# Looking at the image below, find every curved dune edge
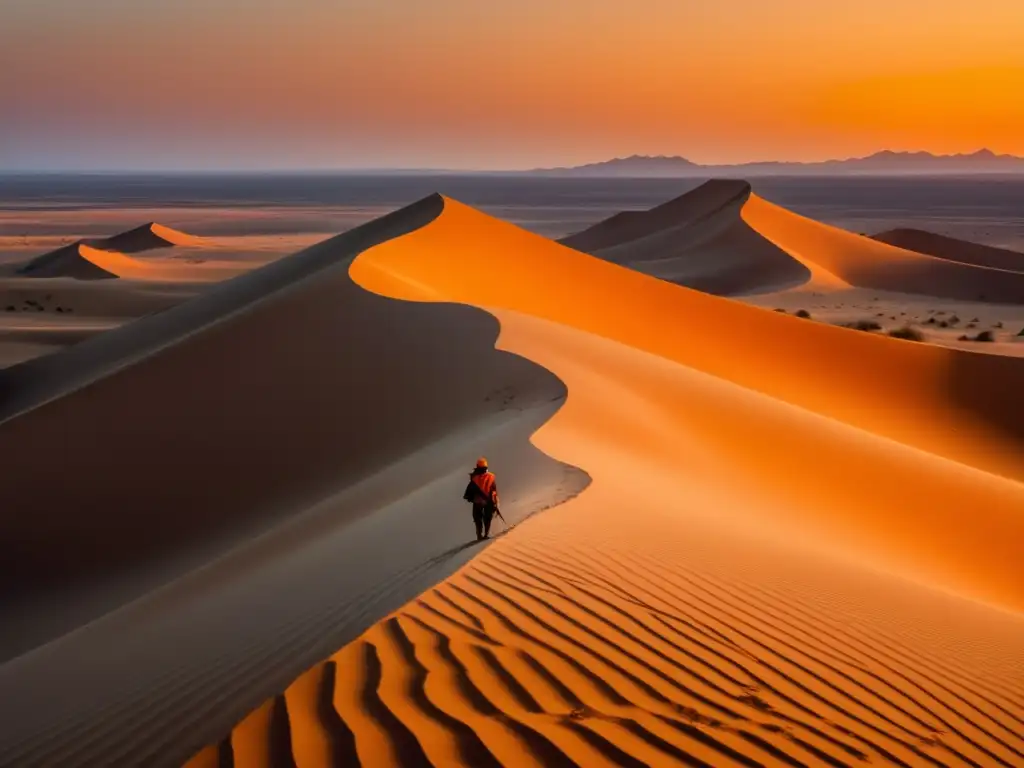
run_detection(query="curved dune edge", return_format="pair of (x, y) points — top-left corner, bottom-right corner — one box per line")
(562, 180), (1024, 302)
(742, 194), (1024, 302)
(0, 196), (592, 768)
(17, 222), (209, 280)
(190, 196), (1024, 767)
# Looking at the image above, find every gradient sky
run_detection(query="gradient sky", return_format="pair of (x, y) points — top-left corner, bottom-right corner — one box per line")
(2, 0), (1023, 170)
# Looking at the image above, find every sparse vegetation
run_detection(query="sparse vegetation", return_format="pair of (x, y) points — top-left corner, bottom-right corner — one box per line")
(773, 308), (787, 313)
(966, 323), (976, 329)
(794, 309), (811, 319)
(938, 320), (949, 328)
(993, 321), (1004, 329)
(960, 330), (996, 343)
(889, 326), (925, 342)
(925, 317), (937, 325)
(949, 315), (961, 325)
(842, 319), (883, 332)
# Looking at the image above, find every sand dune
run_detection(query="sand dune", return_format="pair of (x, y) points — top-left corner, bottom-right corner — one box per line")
(17, 242), (129, 279)
(744, 195), (1024, 303)
(564, 180), (1024, 302)
(560, 181), (828, 295)
(195, 195), (1024, 766)
(0, 196), (587, 766)
(101, 222), (203, 253)
(17, 223), (208, 280)
(873, 228), (1024, 273)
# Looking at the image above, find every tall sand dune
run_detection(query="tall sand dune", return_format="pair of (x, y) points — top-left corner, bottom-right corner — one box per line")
(0, 196), (586, 765)
(196, 194), (1024, 767)
(873, 228), (1024, 273)
(564, 180), (1024, 302)
(560, 180), (829, 295)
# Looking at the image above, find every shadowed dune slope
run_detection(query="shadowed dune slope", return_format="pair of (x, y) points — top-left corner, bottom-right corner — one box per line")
(872, 228), (1024, 273)
(563, 180), (1024, 301)
(101, 222), (203, 252)
(0, 193), (579, 633)
(0, 195), (587, 768)
(198, 194), (1024, 767)
(560, 179), (749, 252)
(560, 180), (823, 296)
(17, 243), (125, 279)
(17, 223), (205, 279)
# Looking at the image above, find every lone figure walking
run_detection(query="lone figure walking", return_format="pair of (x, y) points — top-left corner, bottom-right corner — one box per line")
(463, 457), (499, 541)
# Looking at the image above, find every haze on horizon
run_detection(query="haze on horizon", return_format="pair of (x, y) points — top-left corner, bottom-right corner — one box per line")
(2, 0), (1022, 171)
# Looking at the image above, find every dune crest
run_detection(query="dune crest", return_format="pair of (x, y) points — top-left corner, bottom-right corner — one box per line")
(17, 222), (206, 280)
(197, 194), (1024, 767)
(564, 180), (1024, 302)
(561, 180), (841, 295)
(0, 196), (588, 766)
(743, 194), (1024, 303)
(101, 222), (204, 253)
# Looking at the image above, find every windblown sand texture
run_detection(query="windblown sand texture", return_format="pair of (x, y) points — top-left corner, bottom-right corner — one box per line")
(189, 194), (1024, 767)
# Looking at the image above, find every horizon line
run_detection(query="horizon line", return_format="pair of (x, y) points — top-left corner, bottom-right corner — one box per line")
(2, 147), (1022, 176)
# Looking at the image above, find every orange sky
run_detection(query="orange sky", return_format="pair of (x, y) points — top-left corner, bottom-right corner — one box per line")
(1, 0), (1022, 169)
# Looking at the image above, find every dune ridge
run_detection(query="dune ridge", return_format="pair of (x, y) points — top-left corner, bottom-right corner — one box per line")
(560, 181), (831, 295)
(563, 180), (1024, 302)
(102, 222), (203, 253)
(17, 222), (205, 279)
(0, 195), (587, 767)
(196, 194), (1024, 767)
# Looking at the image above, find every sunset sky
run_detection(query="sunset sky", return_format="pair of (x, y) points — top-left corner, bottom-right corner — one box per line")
(2, 0), (1022, 170)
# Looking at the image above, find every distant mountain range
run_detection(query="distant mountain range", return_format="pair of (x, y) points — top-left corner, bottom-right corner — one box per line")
(528, 149), (1024, 176)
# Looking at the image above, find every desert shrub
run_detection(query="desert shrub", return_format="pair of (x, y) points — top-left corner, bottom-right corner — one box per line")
(843, 319), (882, 332)
(949, 315), (961, 325)
(966, 323), (976, 329)
(773, 308), (786, 313)
(958, 335), (970, 341)
(938, 321), (949, 328)
(925, 317), (937, 325)
(993, 321), (1004, 329)
(889, 326), (924, 342)
(960, 331), (995, 342)
(794, 309), (811, 319)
